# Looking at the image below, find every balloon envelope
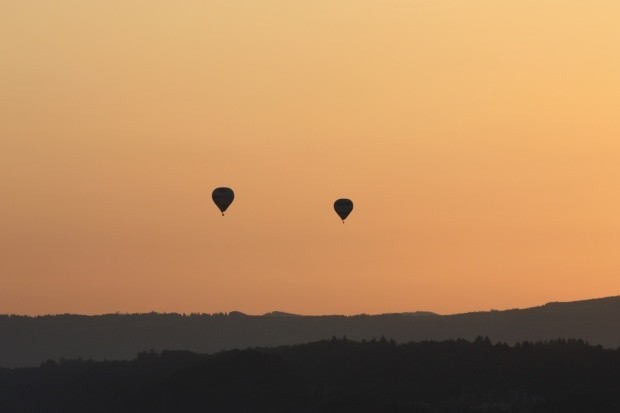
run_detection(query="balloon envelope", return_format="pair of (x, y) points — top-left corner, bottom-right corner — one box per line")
(334, 198), (354, 222)
(212, 187), (234, 215)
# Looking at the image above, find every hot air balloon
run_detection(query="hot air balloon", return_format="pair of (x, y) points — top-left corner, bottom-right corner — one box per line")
(334, 198), (353, 223)
(212, 187), (234, 215)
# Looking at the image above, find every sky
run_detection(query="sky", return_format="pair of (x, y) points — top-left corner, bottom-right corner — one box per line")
(1, 1), (619, 315)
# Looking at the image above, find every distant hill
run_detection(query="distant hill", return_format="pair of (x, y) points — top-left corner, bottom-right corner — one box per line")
(1, 296), (620, 367)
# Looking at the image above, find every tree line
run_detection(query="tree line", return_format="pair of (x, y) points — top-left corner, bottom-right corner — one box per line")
(1, 337), (619, 412)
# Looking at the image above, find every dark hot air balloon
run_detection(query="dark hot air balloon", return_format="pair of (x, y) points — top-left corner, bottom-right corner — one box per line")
(334, 198), (353, 222)
(212, 187), (234, 215)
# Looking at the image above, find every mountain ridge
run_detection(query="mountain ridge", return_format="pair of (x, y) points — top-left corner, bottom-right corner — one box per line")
(1, 295), (619, 368)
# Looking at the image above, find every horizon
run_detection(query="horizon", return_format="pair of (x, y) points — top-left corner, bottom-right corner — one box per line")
(3, 294), (619, 318)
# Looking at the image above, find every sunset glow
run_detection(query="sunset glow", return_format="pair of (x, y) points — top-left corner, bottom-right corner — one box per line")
(1, 1), (619, 315)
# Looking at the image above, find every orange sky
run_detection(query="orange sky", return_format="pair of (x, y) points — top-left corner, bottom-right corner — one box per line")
(1, 1), (619, 315)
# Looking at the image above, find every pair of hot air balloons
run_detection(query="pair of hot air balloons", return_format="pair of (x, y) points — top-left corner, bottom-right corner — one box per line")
(211, 187), (354, 222)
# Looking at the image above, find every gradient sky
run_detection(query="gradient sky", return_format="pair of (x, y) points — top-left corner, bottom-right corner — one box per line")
(1, 1), (619, 315)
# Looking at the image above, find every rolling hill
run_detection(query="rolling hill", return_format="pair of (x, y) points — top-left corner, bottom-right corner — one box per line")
(1, 296), (619, 367)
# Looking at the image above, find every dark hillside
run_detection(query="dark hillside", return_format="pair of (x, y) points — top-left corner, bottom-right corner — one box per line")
(1, 338), (619, 412)
(2, 296), (620, 367)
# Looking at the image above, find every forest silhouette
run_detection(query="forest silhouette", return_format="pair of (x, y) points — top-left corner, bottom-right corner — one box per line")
(1, 337), (619, 412)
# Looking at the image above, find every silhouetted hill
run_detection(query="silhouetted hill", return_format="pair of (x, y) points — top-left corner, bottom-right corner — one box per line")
(1, 296), (620, 367)
(1, 338), (620, 412)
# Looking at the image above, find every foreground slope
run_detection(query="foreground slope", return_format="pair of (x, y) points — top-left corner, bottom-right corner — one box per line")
(1, 296), (619, 367)
(1, 338), (620, 412)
